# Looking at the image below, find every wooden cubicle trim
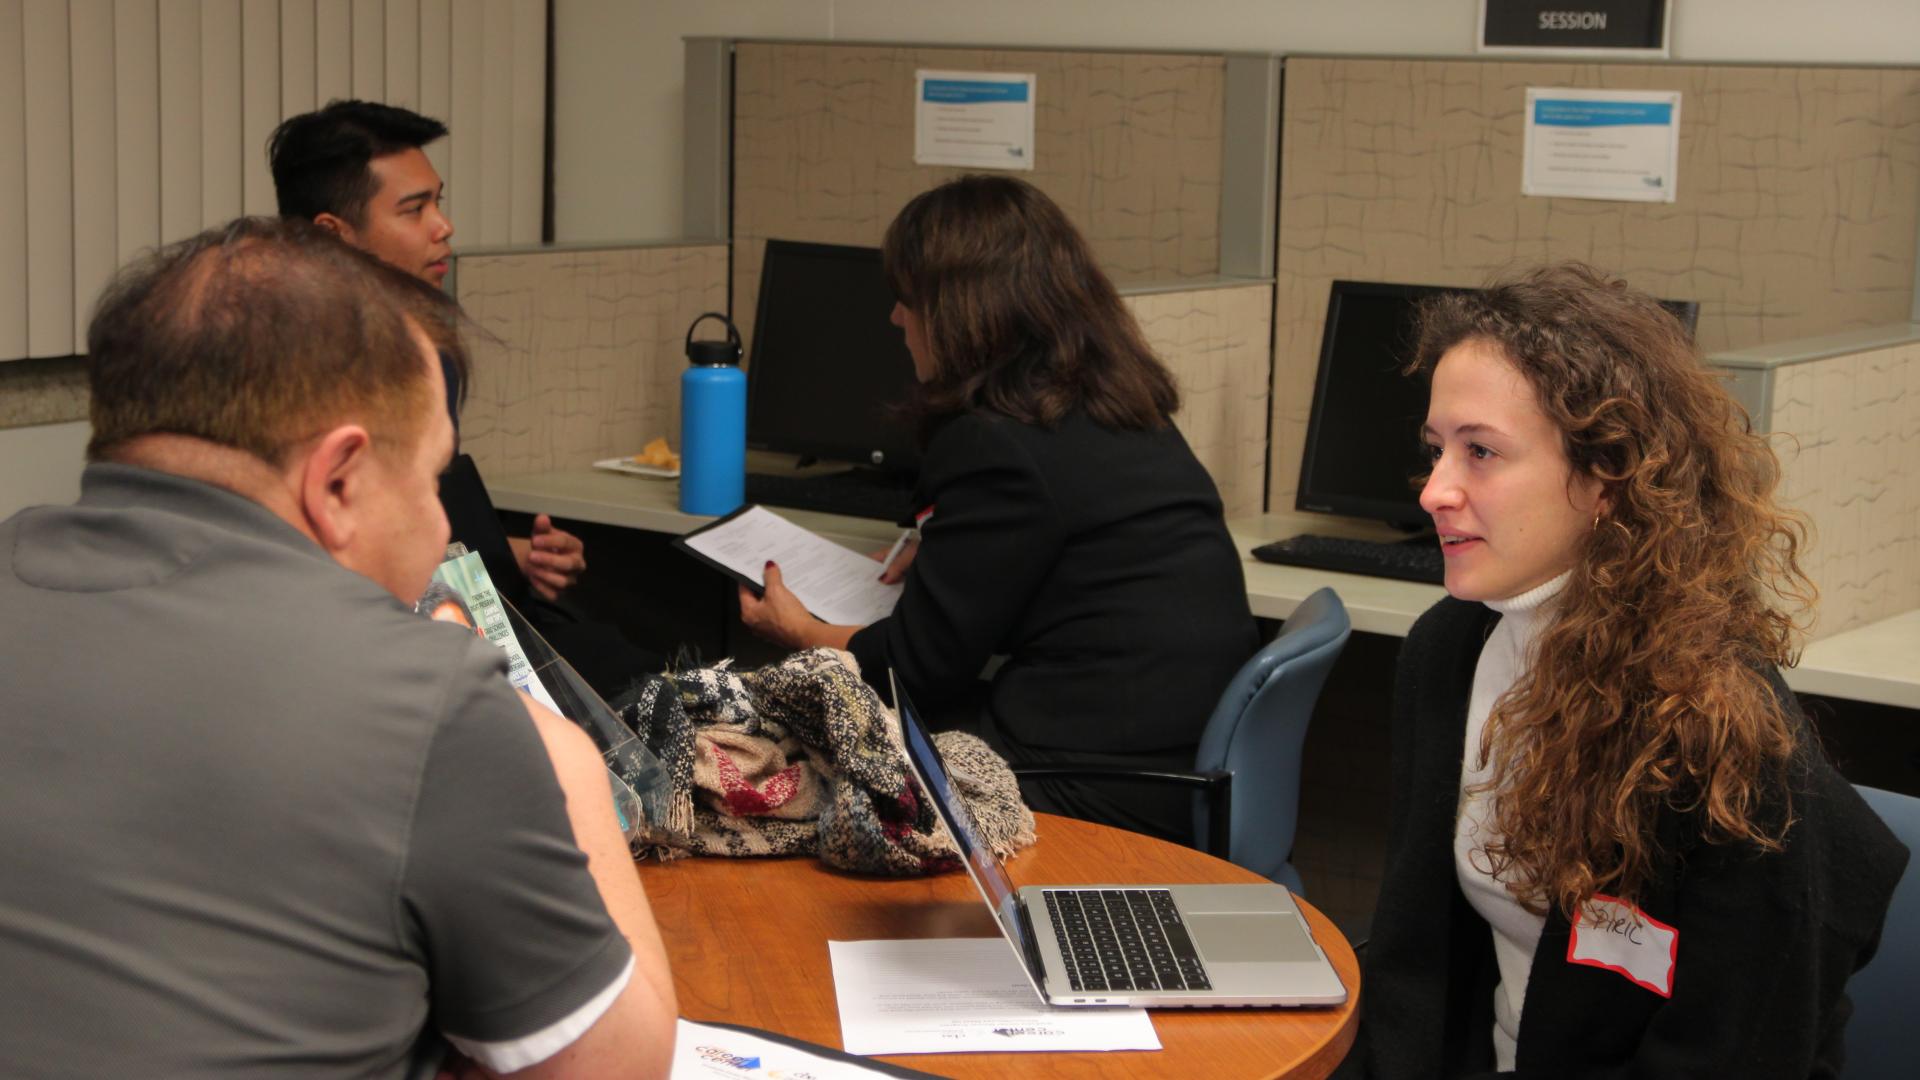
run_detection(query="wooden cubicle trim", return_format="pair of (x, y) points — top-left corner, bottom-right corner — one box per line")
(452, 242), (729, 476)
(1270, 56), (1920, 510)
(0, 356), (87, 429)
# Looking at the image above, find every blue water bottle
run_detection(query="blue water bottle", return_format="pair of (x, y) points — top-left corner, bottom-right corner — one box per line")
(679, 312), (747, 515)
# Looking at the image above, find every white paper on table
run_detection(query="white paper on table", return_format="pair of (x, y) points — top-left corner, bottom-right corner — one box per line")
(682, 506), (903, 626)
(827, 938), (1161, 1056)
(669, 1018), (918, 1078)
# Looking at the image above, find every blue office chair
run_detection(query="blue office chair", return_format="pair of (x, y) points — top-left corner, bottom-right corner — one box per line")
(1846, 785), (1920, 1080)
(1013, 588), (1351, 893)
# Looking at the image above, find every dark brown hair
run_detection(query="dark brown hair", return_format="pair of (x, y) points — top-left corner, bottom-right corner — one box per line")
(881, 175), (1178, 433)
(87, 217), (467, 464)
(269, 99), (448, 226)
(1412, 263), (1812, 919)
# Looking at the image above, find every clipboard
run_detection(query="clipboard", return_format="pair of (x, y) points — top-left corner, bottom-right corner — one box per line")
(672, 505), (904, 627)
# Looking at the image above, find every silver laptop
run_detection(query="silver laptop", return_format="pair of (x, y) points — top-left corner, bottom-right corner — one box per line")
(891, 678), (1348, 1009)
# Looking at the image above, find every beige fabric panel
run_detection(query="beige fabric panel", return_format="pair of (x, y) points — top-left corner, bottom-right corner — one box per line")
(1269, 57), (1920, 510)
(454, 244), (731, 476)
(1770, 341), (1920, 638)
(1125, 285), (1274, 519)
(731, 41), (1227, 349)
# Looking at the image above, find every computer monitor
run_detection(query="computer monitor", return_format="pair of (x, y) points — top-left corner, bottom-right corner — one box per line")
(1294, 281), (1701, 530)
(745, 240), (920, 474)
(1294, 281), (1462, 530)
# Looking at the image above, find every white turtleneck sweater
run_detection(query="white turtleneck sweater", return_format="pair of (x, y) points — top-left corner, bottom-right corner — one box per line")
(1453, 570), (1569, 1072)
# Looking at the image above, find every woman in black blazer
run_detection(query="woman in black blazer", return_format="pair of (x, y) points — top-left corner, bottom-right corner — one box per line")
(739, 175), (1257, 844)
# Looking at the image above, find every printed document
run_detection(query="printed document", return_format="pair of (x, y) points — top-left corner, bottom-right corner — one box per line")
(681, 506), (903, 626)
(828, 938), (1160, 1056)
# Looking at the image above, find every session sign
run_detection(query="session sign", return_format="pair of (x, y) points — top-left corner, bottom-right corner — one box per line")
(1478, 1), (1671, 57)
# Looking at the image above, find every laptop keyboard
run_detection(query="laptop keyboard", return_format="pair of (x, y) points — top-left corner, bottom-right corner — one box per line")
(1043, 888), (1212, 993)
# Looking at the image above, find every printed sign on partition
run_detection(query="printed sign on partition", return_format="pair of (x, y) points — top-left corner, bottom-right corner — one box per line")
(1522, 87), (1680, 203)
(914, 70), (1037, 171)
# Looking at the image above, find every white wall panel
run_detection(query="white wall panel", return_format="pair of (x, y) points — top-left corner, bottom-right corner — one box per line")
(350, 0), (379, 99)
(23, 0), (74, 356)
(314, 0), (347, 103)
(382, 0), (414, 107)
(0, 1), (27, 360)
(507, 0), (540, 242)
(477, 0), (511, 244)
(241, 0), (279, 214)
(417, 0), (448, 185)
(279, 0), (314, 116)
(69, 0), (115, 343)
(1, 0), (543, 361)
(113, 0), (158, 264)
(446, 0), (481, 241)
(200, 0), (243, 227)
(156, 0), (201, 243)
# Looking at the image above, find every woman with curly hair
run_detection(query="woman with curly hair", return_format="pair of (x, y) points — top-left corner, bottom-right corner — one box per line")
(1349, 264), (1907, 1078)
(738, 175), (1257, 844)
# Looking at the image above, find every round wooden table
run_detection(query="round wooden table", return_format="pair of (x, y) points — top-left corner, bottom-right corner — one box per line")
(637, 813), (1360, 1079)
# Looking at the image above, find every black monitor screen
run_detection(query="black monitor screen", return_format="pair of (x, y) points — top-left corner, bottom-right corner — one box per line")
(1295, 282), (1700, 528)
(1296, 281), (1463, 528)
(746, 240), (920, 473)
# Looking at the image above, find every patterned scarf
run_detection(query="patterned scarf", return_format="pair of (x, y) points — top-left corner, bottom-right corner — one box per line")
(618, 648), (1035, 876)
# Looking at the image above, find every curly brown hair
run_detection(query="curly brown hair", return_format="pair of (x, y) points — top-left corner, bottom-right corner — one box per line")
(1412, 263), (1815, 919)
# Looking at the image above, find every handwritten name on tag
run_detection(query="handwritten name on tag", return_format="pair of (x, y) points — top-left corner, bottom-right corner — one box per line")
(1566, 894), (1677, 997)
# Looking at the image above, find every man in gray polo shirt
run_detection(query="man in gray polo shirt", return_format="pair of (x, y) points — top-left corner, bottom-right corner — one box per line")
(0, 219), (674, 1077)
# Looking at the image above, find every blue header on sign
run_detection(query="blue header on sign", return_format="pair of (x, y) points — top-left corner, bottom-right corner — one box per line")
(922, 79), (1029, 104)
(1533, 99), (1673, 127)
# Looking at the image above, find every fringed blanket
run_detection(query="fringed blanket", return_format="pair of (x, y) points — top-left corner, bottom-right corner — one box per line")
(616, 648), (1035, 876)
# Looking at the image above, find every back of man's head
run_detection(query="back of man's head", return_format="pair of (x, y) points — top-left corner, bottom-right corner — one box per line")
(268, 99), (448, 225)
(86, 216), (461, 465)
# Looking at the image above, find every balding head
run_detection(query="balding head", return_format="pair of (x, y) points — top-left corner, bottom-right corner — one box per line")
(86, 217), (464, 601)
(86, 216), (464, 466)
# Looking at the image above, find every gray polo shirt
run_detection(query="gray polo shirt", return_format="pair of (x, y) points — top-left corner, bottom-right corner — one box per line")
(0, 464), (631, 1078)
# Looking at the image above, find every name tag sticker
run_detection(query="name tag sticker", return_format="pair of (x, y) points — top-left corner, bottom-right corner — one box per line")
(1566, 894), (1677, 997)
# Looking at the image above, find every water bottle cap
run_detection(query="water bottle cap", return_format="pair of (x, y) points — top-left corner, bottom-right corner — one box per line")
(685, 312), (743, 366)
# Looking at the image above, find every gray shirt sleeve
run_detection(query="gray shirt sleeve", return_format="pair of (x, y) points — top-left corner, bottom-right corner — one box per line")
(398, 641), (632, 1044)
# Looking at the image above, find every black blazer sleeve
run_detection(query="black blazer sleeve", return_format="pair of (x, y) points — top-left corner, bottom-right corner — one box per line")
(847, 414), (1065, 697)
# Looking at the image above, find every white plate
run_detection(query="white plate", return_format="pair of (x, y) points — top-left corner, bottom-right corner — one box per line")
(593, 456), (680, 479)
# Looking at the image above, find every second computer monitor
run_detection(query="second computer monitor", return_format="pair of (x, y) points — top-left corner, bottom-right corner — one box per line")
(746, 240), (920, 474)
(1296, 280), (1701, 531)
(1295, 281), (1460, 530)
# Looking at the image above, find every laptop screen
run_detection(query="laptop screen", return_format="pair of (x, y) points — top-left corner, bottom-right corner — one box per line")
(892, 679), (1046, 978)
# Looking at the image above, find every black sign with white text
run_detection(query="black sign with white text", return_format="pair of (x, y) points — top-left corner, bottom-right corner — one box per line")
(1480, 1), (1668, 53)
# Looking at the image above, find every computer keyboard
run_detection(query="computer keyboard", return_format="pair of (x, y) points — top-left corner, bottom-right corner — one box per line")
(743, 468), (916, 522)
(1043, 888), (1212, 993)
(1251, 532), (1445, 585)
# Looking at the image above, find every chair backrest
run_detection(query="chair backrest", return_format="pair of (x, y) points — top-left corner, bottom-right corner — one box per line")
(1846, 784), (1920, 1080)
(1193, 587), (1351, 892)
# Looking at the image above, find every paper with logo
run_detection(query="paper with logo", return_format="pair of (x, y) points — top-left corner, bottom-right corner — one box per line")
(827, 938), (1160, 1055)
(1566, 893), (1678, 996)
(1522, 87), (1680, 203)
(670, 1018), (942, 1078)
(421, 550), (559, 711)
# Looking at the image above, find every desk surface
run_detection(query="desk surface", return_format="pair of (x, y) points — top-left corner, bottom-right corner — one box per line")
(487, 468), (1918, 709)
(638, 812), (1360, 1080)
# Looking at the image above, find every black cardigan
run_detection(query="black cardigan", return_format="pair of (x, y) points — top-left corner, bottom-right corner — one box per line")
(1349, 598), (1908, 1079)
(846, 409), (1256, 758)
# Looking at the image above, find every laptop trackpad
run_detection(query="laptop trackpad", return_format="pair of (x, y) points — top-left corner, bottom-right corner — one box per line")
(1189, 912), (1322, 964)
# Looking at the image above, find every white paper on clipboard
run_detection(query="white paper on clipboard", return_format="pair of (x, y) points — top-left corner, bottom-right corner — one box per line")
(679, 506), (902, 627)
